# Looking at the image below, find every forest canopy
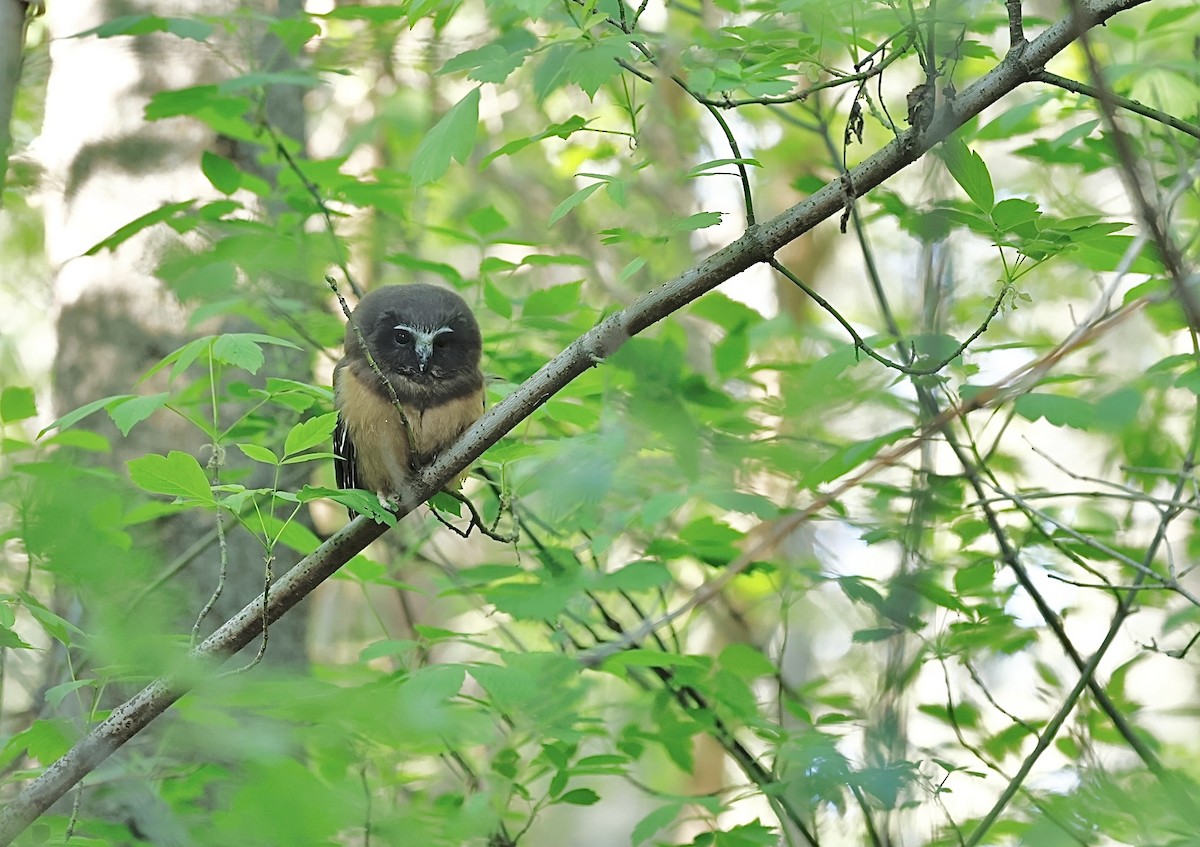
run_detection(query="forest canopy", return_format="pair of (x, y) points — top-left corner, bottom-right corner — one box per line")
(1, 0), (1199, 845)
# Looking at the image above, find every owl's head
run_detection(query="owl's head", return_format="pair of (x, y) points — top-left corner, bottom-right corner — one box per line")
(346, 284), (482, 384)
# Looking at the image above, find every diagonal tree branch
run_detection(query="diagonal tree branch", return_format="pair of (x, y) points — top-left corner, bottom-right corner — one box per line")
(0, 0), (1153, 841)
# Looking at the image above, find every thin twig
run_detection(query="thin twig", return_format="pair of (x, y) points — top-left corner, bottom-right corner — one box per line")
(221, 553), (274, 675)
(428, 488), (518, 543)
(1006, 0), (1026, 48)
(986, 481), (1200, 607)
(327, 276), (418, 463)
(263, 121), (363, 299)
(933, 654), (1090, 847)
(769, 257), (1008, 376)
(696, 31), (914, 109)
(192, 445), (230, 647)
(1034, 70), (1200, 142)
(1070, 3), (1200, 330)
(956, 326), (1200, 844)
(701, 102), (756, 225)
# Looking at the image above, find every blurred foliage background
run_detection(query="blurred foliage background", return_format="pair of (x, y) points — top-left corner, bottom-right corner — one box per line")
(1, 0), (1200, 844)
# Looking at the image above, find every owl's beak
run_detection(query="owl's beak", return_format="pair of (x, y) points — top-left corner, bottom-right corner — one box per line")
(415, 338), (433, 372)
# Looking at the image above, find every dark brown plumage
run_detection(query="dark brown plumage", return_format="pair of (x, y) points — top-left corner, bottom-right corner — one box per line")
(333, 284), (484, 501)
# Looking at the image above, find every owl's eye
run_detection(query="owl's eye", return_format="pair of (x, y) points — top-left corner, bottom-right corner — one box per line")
(393, 328), (413, 346)
(433, 331), (452, 347)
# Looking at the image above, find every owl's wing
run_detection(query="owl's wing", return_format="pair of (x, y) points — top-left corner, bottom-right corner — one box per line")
(332, 361), (359, 494)
(333, 414), (358, 492)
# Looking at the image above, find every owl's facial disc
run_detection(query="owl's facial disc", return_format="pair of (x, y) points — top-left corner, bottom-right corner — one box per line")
(394, 324), (454, 373)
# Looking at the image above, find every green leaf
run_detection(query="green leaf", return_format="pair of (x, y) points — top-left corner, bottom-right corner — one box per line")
(977, 93), (1052, 140)
(167, 17), (215, 40)
(0, 624), (32, 649)
(556, 788), (600, 806)
(144, 85), (254, 125)
(954, 560), (994, 594)
(523, 281), (582, 317)
(201, 151), (241, 195)
(504, 0), (555, 18)
(669, 211), (723, 232)
(385, 253), (463, 285)
(237, 443), (280, 465)
(359, 639), (418, 661)
(254, 512), (324, 555)
(411, 88), (481, 186)
(596, 560), (671, 592)
(718, 643), (776, 679)
(990, 198), (1040, 232)
(484, 577), (579, 619)
(75, 14), (158, 37)
(44, 679), (96, 709)
(618, 257), (646, 282)
(532, 44), (572, 101)
(297, 486), (397, 526)
(466, 205), (508, 236)
(677, 516), (741, 566)
(84, 200), (195, 255)
(1014, 393), (1094, 430)
(22, 594), (81, 645)
(517, 253), (589, 268)
(1047, 119), (1100, 151)
(483, 280), (512, 319)
(1074, 234), (1163, 274)
(163, 258), (239, 301)
(480, 256), (516, 274)
(570, 38), (628, 98)
(75, 14), (215, 41)
(1093, 387), (1141, 431)
(837, 576), (886, 610)
(440, 30), (537, 83)
(270, 17), (322, 52)
(804, 427), (913, 488)
(548, 180), (604, 225)
(107, 393), (170, 436)
(213, 335), (265, 374)
(281, 452), (337, 466)
(709, 821), (778, 845)
(440, 44), (515, 81)
(632, 805), (682, 847)
(322, 5), (408, 21)
(482, 115), (589, 166)
(686, 157), (762, 178)
(1, 720), (73, 766)
(38, 394), (135, 438)
(128, 451), (214, 503)
(1147, 4), (1200, 29)
(1172, 366), (1200, 394)
(211, 333), (300, 374)
(941, 136), (994, 212)
(690, 292), (762, 331)
(139, 336), (211, 383)
(601, 650), (708, 670)
(284, 412), (339, 458)
(0, 386), (36, 422)
(912, 576), (967, 613)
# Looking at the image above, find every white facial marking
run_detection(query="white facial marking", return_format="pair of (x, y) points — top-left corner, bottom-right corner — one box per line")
(393, 324), (453, 369)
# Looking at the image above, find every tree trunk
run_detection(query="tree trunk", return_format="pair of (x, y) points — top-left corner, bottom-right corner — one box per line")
(37, 0), (309, 834)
